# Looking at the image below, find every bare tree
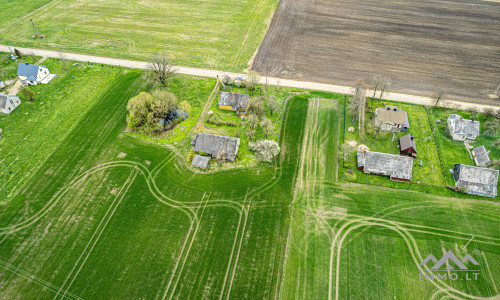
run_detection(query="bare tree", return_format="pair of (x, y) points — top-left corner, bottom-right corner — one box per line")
(378, 78), (391, 100)
(268, 96), (279, 116)
(246, 71), (260, 95)
(371, 75), (382, 99)
(260, 118), (274, 138)
(433, 90), (444, 108)
(147, 54), (177, 87)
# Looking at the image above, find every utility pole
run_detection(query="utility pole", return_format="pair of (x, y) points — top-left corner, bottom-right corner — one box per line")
(110, 34), (116, 48)
(30, 19), (38, 38)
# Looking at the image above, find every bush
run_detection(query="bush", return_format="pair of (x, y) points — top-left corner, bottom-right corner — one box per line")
(20, 86), (36, 101)
(186, 148), (195, 164)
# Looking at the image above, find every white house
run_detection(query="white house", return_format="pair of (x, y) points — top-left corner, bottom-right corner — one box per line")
(0, 94), (21, 114)
(17, 63), (55, 85)
(447, 114), (480, 141)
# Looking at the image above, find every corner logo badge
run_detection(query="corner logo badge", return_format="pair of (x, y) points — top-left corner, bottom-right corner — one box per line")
(420, 251), (479, 270)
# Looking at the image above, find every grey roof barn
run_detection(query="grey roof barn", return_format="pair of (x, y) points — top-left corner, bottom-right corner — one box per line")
(453, 164), (498, 197)
(447, 114), (480, 141)
(191, 155), (211, 169)
(472, 146), (491, 168)
(357, 151), (413, 182)
(218, 92), (250, 113)
(191, 133), (240, 162)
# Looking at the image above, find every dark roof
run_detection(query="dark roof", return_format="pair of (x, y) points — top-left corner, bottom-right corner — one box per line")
(191, 133), (240, 162)
(357, 151), (413, 180)
(191, 155), (211, 169)
(472, 146), (491, 166)
(375, 105), (409, 128)
(399, 134), (417, 152)
(447, 114), (480, 138)
(218, 92), (250, 108)
(17, 63), (40, 77)
(453, 164), (498, 197)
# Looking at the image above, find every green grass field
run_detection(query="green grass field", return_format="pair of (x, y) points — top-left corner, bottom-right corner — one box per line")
(0, 0), (278, 71)
(0, 70), (498, 299)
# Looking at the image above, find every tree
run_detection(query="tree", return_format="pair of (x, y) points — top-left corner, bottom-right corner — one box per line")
(152, 90), (178, 130)
(147, 54), (176, 87)
(378, 78), (391, 100)
(268, 96), (279, 116)
(14, 48), (22, 59)
(468, 108), (478, 120)
(260, 118), (274, 138)
(248, 140), (280, 163)
(483, 108), (495, 120)
(126, 92), (155, 129)
(178, 100), (192, 113)
(433, 90), (444, 108)
(371, 75), (382, 99)
(20, 86), (35, 101)
(246, 97), (265, 118)
(245, 113), (259, 129)
(246, 129), (256, 140)
(484, 119), (499, 137)
(222, 75), (232, 86)
(372, 120), (383, 139)
(246, 71), (260, 95)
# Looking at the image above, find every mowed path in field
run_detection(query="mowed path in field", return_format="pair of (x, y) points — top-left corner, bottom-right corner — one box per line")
(252, 0), (500, 104)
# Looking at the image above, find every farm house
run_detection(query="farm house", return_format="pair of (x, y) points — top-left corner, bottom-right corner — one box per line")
(0, 94), (21, 114)
(218, 92), (250, 115)
(17, 62), (56, 85)
(375, 105), (410, 132)
(191, 133), (240, 162)
(447, 114), (480, 141)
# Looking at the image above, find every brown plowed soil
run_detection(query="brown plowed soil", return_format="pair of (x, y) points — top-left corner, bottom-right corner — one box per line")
(252, 0), (500, 104)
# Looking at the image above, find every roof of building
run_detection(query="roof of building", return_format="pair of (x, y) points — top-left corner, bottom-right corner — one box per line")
(191, 155), (211, 169)
(447, 114), (480, 137)
(454, 164), (498, 197)
(191, 133), (240, 162)
(0, 94), (19, 109)
(17, 63), (42, 78)
(375, 105), (409, 127)
(472, 146), (491, 165)
(399, 134), (417, 152)
(218, 92), (250, 108)
(357, 151), (413, 180)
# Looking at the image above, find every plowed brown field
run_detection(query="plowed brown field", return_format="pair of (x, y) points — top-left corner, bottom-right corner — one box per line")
(252, 0), (500, 104)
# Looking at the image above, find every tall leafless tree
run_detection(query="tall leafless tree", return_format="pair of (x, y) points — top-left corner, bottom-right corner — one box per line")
(433, 90), (444, 108)
(147, 54), (177, 87)
(371, 75), (382, 99)
(378, 78), (391, 100)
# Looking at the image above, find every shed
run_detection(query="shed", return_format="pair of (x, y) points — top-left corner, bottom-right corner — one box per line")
(191, 155), (211, 169)
(191, 133), (240, 162)
(398, 134), (417, 158)
(453, 164), (498, 197)
(472, 146), (491, 168)
(357, 151), (413, 182)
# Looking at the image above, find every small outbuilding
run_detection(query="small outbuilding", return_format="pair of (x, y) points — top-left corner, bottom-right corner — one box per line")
(375, 105), (410, 132)
(452, 164), (498, 197)
(447, 114), (480, 141)
(191, 133), (240, 162)
(191, 155), (211, 169)
(0, 94), (21, 114)
(398, 134), (417, 158)
(472, 146), (491, 168)
(218, 92), (250, 115)
(357, 151), (414, 182)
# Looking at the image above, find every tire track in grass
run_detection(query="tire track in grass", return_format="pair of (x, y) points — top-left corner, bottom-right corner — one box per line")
(162, 192), (210, 300)
(54, 168), (139, 300)
(0, 259), (83, 300)
(219, 189), (250, 300)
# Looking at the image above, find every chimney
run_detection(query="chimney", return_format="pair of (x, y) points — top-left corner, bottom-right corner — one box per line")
(25, 62), (29, 65)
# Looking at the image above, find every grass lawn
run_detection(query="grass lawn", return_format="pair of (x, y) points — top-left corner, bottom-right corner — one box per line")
(0, 57), (128, 202)
(0, 75), (498, 299)
(0, 0), (278, 71)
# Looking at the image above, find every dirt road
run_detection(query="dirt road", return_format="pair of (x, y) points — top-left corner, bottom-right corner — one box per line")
(1, 45), (499, 112)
